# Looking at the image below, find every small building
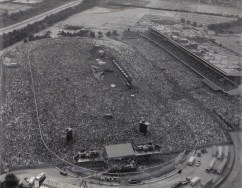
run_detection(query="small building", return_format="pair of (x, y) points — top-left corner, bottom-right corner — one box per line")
(139, 120), (150, 135)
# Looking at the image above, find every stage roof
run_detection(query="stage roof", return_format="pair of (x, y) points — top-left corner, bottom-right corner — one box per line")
(105, 143), (135, 159)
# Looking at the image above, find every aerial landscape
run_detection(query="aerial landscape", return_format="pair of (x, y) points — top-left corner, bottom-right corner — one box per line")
(0, 0), (241, 188)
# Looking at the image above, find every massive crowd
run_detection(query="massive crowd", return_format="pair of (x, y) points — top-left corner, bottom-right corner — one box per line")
(2, 36), (235, 168)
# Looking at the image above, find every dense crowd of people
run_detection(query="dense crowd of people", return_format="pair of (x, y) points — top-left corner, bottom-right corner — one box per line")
(2, 36), (236, 168)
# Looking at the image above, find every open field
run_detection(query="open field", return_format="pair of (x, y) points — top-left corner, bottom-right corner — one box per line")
(108, 0), (241, 16)
(12, 0), (44, 4)
(1, 37), (238, 167)
(38, 6), (237, 38)
(211, 35), (242, 56)
(0, 3), (30, 14)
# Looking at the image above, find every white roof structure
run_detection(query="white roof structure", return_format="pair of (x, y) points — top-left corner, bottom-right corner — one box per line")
(105, 143), (135, 159)
(153, 25), (242, 77)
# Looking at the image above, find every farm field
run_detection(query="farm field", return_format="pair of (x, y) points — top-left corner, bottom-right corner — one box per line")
(2, 37), (238, 167)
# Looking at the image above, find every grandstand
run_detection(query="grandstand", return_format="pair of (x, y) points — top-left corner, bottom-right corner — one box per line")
(144, 27), (240, 93)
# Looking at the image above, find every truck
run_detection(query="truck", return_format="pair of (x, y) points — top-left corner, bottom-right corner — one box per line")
(190, 176), (201, 186)
(35, 172), (46, 183)
(187, 156), (196, 166)
(217, 159), (228, 174)
(197, 150), (201, 157)
(211, 160), (221, 173)
(200, 177), (213, 188)
(206, 158), (216, 172)
(217, 146), (223, 159)
(212, 145), (217, 158)
(224, 146), (229, 159)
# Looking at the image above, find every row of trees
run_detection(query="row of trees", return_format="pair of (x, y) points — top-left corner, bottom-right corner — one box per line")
(59, 29), (119, 39)
(59, 30), (95, 38)
(0, 0), (99, 49)
(180, 18), (203, 27)
(24, 32), (51, 43)
(108, 2), (239, 18)
(1, 0), (79, 27)
(208, 17), (242, 30)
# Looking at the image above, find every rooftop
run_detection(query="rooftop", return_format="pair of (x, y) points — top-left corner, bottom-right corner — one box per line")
(153, 24), (242, 77)
(105, 143), (135, 159)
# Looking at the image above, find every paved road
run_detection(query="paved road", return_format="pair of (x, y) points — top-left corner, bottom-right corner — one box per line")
(0, 147), (221, 188)
(0, 0), (83, 36)
(220, 131), (242, 188)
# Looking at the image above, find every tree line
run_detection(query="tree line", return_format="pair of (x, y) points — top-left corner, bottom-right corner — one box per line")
(208, 17), (242, 30)
(1, 0), (79, 27)
(0, 0), (99, 49)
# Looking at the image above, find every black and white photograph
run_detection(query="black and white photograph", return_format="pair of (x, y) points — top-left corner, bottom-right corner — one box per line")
(0, 0), (241, 188)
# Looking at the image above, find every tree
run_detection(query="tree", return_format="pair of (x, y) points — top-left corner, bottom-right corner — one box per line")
(4, 174), (19, 188)
(112, 30), (118, 36)
(186, 20), (191, 25)
(98, 31), (103, 38)
(28, 34), (35, 41)
(106, 31), (111, 36)
(180, 18), (185, 23)
(192, 21), (197, 27)
(89, 31), (95, 38)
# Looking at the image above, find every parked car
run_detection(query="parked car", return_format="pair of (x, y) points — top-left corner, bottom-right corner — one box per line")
(60, 170), (67, 176)
(181, 180), (189, 185)
(186, 176), (193, 182)
(128, 179), (141, 184)
(171, 181), (183, 188)
(196, 160), (201, 167)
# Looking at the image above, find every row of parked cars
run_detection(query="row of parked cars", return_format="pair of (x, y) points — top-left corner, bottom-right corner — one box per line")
(99, 176), (119, 182)
(171, 176), (201, 188)
(109, 163), (137, 173)
(134, 143), (161, 152)
(99, 176), (142, 185)
(73, 149), (100, 162)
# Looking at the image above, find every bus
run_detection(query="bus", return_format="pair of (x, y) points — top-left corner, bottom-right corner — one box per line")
(187, 156), (196, 166)
(35, 172), (46, 182)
